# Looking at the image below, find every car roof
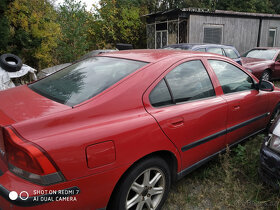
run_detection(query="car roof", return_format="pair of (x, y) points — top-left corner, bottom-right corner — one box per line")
(165, 43), (235, 49)
(99, 49), (226, 63)
(250, 47), (280, 50)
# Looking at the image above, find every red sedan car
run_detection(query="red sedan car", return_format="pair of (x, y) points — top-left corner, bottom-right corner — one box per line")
(242, 47), (280, 81)
(0, 50), (279, 210)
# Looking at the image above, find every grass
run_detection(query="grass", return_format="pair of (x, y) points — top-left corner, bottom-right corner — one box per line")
(162, 81), (280, 210)
(163, 135), (280, 210)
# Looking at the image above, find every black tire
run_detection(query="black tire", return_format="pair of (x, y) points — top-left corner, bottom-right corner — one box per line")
(0, 53), (23, 72)
(261, 70), (271, 81)
(109, 157), (171, 210)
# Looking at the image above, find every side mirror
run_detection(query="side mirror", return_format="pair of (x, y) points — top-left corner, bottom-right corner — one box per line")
(259, 80), (274, 92)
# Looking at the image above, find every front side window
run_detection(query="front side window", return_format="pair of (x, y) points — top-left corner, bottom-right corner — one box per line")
(209, 60), (254, 94)
(224, 48), (239, 59)
(29, 57), (147, 106)
(165, 60), (215, 103)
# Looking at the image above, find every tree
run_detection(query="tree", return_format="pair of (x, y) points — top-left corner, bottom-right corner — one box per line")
(214, 0), (274, 13)
(0, 0), (13, 54)
(56, 0), (91, 63)
(271, 0), (280, 14)
(93, 0), (147, 49)
(7, 0), (60, 69)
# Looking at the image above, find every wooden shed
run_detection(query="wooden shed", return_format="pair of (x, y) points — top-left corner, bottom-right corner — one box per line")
(144, 8), (280, 53)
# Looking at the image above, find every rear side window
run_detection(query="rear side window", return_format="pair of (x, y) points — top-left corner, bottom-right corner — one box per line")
(209, 60), (254, 94)
(149, 80), (172, 107)
(224, 48), (239, 59)
(207, 48), (224, 55)
(165, 60), (215, 103)
(29, 57), (147, 106)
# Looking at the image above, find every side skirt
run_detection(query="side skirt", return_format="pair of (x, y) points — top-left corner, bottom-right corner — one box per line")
(176, 128), (265, 181)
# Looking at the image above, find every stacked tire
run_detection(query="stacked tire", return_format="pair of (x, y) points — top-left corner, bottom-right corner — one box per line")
(0, 54), (22, 72)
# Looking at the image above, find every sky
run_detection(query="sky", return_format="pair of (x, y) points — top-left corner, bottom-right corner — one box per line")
(54, 0), (100, 11)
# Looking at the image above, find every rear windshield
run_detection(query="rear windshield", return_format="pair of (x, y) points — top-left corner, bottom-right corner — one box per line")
(242, 49), (277, 60)
(29, 57), (147, 106)
(163, 46), (190, 50)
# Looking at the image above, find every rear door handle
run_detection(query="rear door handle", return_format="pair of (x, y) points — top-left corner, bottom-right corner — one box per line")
(168, 117), (184, 128)
(233, 105), (240, 111)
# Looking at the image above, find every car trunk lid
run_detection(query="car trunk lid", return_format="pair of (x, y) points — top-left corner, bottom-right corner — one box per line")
(0, 85), (71, 174)
(0, 85), (71, 123)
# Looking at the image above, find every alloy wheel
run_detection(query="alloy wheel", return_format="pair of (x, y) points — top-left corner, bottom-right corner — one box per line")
(125, 168), (166, 210)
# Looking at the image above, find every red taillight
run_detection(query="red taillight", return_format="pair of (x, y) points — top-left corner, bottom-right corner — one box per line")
(3, 127), (64, 185)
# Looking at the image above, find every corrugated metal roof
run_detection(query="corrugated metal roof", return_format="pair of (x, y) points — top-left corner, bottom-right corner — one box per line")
(144, 8), (280, 19)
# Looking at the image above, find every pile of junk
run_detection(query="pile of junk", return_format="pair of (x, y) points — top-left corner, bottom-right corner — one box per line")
(0, 44), (133, 91)
(0, 54), (37, 91)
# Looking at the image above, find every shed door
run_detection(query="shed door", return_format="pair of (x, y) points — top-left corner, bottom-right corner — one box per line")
(156, 31), (167, 48)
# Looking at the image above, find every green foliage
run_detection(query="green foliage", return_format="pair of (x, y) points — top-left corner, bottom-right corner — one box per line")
(0, 16), (10, 54)
(0, 0), (13, 54)
(163, 135), (280, 209)
(271, 0), (280, 14)
(1, 0), (279, 70)
(93, 0), (147, 49)
(136, 0), (277, 13)
(215, 0), (274, 13)
(233, 144), (247, 164)
(7, 0), (60, 69)
(56, 0), (91, 63)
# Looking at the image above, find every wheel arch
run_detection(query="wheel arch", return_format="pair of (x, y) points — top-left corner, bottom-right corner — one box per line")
(264, 68), (272, 75)
(106, 150), (178, 209)
(267, 101), (280, 131)
(265, 68), (272, 73)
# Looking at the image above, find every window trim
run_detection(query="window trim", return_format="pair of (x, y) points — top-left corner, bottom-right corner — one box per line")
(148, 59), (216, 108)
(164, 77), (175, 104)
(207, 59), (257, 95)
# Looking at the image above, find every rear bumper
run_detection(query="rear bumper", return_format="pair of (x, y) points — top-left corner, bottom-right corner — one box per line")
(259, 138), (280, 189)
(0, 164), (130, 209)
(0, 184), (79, 207)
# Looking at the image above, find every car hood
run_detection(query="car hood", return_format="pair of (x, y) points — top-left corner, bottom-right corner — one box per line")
(0, 85), (71, 125)
(242, 57), (273, 68)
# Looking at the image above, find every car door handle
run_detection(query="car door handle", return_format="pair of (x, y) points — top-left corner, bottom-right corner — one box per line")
(233, 105), (240, 111)
(168, 117), (184, 128)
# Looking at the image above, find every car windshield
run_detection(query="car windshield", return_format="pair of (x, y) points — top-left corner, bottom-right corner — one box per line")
(29, 57), (147, 106)
(243, 49), (277, 60)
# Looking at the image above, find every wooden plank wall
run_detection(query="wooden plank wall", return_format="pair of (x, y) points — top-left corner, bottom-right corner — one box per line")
(260, 19), (280, 47)
(189, 14), (260, 54)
